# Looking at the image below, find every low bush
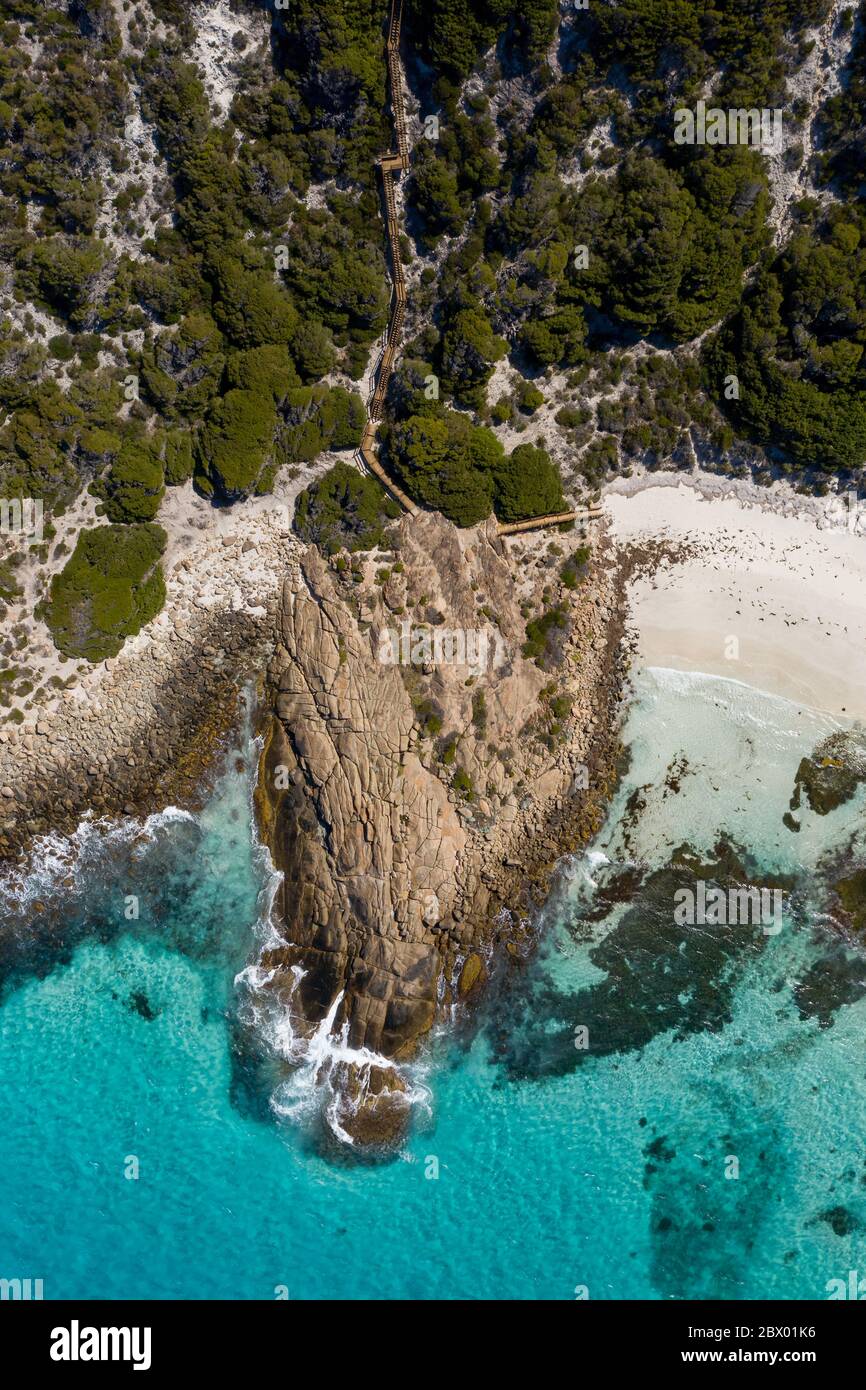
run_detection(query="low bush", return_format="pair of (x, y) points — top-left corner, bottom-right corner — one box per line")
(45, 524), (167, 662)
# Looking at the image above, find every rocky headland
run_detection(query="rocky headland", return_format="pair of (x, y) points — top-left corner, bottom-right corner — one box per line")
(254, 509), (625, 1146)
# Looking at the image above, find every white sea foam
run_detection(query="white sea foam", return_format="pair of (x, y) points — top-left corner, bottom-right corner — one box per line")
(238, 745), (431, 1145)
(645, 666), (846, 733)
(0, 805), (197, 915)
(238, 947), (432, 1143)
(581, 848), (612, 888)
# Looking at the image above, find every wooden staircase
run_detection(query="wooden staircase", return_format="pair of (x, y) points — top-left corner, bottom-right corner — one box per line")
(358, 0), (600, 537)
(357, 0), (415, 510)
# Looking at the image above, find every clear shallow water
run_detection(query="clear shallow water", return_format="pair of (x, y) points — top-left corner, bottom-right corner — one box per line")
(1, 672), (866, 1301)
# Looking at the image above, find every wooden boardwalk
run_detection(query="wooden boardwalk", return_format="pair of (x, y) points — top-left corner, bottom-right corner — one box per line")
(497, 507), (600, 536)
(358, 0), (598, 538)
(356, 0), (416, 513)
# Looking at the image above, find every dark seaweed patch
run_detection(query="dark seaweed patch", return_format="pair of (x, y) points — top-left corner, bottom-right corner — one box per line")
(493, 841), (786, 1081)
(818, 1206), (863, 1238)
(128, 990), (159, 1021)
(793, 947), (866, 1028)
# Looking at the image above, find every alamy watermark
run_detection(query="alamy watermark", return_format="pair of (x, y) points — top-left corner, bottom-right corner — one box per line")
(0, 497), (43, 542)
(674, 881), (784, 936)
(377, 620), (506, 677)
(0, 1276), (43, 1300)
(827, 1270), (866, 1300)
(674, 100), (783, 151)
(50, 1322), (151, 1371)
(826, 490), (866, 534)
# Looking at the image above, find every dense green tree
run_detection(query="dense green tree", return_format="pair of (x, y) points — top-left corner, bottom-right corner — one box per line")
(520, 299), (588, 368)
(0, 384), (86, 510)
(265, 0), (390, 186)
(387, 358), (442, 419)
(411, 147), (467, 239)
(140, 314), (225, 418)
(211, 256), (299, 349)
(389, 409), (503, 525)
(407, 0), (558, 82)
(280, 200), (390, 343)
(492, 443), (565, 522)
(21, 236), (108, 328)
(164, 430), (195, 486)
(281, 386), (366, 463)
(816, 17), (866, 194)
(224, 345), (300, 401)
(439, 305), (507, 408)
(196, 389), (278, 500)
(292, 320), (338, 382)
(94, 437), (165, 522)
(704, 205), (866, 470)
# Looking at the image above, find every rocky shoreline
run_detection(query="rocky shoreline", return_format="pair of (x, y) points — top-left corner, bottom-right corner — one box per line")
(0, 505), (301, 863)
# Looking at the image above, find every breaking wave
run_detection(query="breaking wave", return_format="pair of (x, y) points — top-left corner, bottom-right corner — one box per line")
(235, 779), (431, 1147)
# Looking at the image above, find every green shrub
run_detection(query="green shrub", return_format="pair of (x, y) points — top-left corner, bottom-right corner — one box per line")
(294, 462), (400, 554)
(94, 437), (165, 522)
(555, 405), (588, 429)
(561, 547), (590, 589)
(46, 524), (167, 662)
(164, 430), (195, 486)
(0, 385), (86, 510)
(211, 258), (299, 349)
(439, 305), (507, 408)
(704, 207), (866, 471)
(22, 237), (108, 328)
(139, 314), (225, 418)
(516, 381), (545, 415)
(471, 689), (487, 733)
(0, 560), (22, 605)
(452, 765), (474, 798)
(389, 408), (503, 526)
(493, 443), (565, 522)
(522, 603), (569, 666)
(196, 390), (278, 500)
(292, 320), (338, 382)
(48, 334), (76, 362)
(414, 696), (444, 738)
(282, 386), (365, 463)
(225, 345), (300, 401)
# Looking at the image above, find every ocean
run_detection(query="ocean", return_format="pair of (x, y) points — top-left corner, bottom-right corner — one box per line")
(1, 671), (865, 1301)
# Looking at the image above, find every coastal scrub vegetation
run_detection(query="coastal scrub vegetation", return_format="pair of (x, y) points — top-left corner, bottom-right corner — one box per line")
(705, 204), (866, 471)
(0, 0), (390, 660)
(43, 523), (167, 663)
(396, 0), (863, 493)
(295, 463), (401, 554)
(3, 0), (866, 673)
(385, 397), (565, 526)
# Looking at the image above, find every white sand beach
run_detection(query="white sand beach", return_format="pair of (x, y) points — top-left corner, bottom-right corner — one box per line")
(605, 474), (866, 722)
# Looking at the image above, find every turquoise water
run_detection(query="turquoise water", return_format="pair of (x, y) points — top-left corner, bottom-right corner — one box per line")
(2, 673), (866, 1300)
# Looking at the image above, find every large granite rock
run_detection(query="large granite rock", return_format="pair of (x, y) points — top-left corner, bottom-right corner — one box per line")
(255, 511), (622, 1148)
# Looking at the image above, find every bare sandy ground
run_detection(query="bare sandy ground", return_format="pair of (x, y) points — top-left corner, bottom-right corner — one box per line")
(605, 475), (866, 722)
